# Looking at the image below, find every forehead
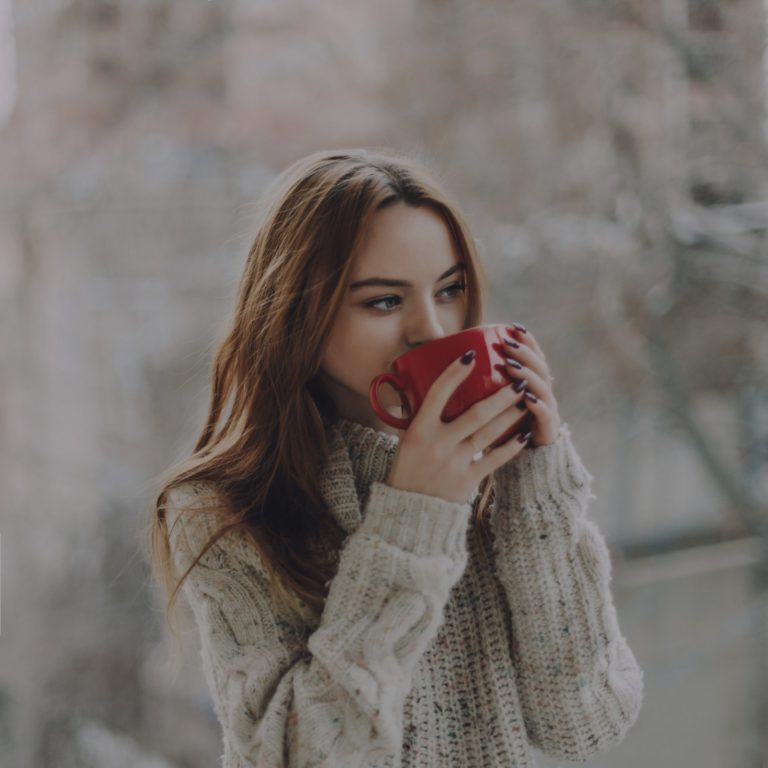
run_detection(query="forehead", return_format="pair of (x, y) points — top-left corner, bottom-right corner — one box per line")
(351, 203), (460, 274)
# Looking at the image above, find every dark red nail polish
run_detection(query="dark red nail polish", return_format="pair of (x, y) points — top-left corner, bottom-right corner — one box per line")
(512, 322), (527, 334)
(524, 391), (538, 403)
(505, 357), (523, 370)
(513, 378), (528, 393)
(460, 349), (476, 365)
(516, 430), (532, 443)
(504, 335), (521, 348)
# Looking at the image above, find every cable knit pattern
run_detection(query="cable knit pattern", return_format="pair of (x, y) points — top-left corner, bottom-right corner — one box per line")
(490, 422), (644, 760)
(164, 418), (642, 767)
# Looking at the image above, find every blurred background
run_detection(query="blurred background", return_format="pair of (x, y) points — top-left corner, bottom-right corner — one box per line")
(1, 0), (767, 766)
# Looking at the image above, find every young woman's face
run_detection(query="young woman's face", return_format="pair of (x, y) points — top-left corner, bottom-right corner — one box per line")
(318, 202), (468, 434)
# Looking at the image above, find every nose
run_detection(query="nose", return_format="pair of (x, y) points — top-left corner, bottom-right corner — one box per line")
(405, 298), (447, 349)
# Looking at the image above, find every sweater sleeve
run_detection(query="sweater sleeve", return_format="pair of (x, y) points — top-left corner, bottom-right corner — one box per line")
(489, 423), (643, 762)
(165, 481), (472, 767)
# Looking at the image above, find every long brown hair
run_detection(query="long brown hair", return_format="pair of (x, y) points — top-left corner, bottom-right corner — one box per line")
(144, 147), (496, 656)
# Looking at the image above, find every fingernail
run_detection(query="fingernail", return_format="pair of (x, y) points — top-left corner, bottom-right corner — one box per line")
(513, 378), (528, 393)
(524, 391), (538, 403)
(516, 430), (532, 443)
(460, 349), (476, 365)
(503, 335), (521, 348)
(512, 322), (527, 334)
(505, 357), (523, 370)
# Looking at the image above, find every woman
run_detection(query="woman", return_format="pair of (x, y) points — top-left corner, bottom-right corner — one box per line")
(146, 148), (643, 767)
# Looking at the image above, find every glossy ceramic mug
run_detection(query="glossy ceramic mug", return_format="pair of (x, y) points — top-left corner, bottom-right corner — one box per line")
(368, 323), (533, 448)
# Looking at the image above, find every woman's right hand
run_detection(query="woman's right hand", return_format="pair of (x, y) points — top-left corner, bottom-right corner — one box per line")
(385, 351), (532, 504)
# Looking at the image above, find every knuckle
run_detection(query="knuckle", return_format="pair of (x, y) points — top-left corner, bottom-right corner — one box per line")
(472, 398), (495, 423)
(465, 431), (482, 455)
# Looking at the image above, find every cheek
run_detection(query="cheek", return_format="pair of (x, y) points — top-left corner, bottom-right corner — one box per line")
(323, 312), (387, 378)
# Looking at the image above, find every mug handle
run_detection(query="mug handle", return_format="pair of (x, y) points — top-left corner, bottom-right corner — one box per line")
(369, 373), (413, 430)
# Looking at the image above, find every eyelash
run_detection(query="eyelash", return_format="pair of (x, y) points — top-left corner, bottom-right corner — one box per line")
(363, 281), (467, 312)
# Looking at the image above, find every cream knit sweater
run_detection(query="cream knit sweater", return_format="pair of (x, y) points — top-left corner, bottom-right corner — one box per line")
(165, 417), (643, 767)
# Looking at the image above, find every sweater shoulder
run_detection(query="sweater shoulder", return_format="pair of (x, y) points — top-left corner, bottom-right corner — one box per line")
(164, 481), (318, 642)
(163, 481), (266, 578)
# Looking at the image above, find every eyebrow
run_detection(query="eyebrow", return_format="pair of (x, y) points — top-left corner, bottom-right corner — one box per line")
(349, 261), (467, 292)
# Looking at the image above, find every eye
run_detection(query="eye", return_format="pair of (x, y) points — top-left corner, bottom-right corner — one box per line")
(441, 281), (466, 298)
(363, 281), (467, 313)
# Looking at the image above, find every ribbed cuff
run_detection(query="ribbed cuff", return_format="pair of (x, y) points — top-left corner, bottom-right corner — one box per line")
(360, 481), (472, 558)
(497, 422), (596, 512)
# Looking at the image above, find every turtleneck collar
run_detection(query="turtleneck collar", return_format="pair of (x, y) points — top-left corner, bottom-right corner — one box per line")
(332, 416), (400, 498)
(315, 416), (401, 535)
(320, 416), (479, 535)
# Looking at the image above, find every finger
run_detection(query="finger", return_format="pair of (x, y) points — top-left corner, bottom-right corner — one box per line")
(519, 393), (559, 438)
(500, 342), (552, 383)
(446, 378), (528, 445)
(472, 423), (532, 476)
(463, 398), (529, 461)
(498, 363), (556, 407)
(505, 325), (548, 363)
(414, 349), (478, 434)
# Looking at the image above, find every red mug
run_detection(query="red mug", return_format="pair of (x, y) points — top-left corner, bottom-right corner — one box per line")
(368, 323), (533, 448)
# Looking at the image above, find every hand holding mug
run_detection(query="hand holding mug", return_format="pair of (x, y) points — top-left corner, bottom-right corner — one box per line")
(371, 323), (563, 504)
(500, 322), (562, 448)
(384, 350), (534, 504)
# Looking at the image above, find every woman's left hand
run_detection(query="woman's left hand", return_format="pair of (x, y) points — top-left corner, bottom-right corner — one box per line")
(500, 323), (562, 447)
